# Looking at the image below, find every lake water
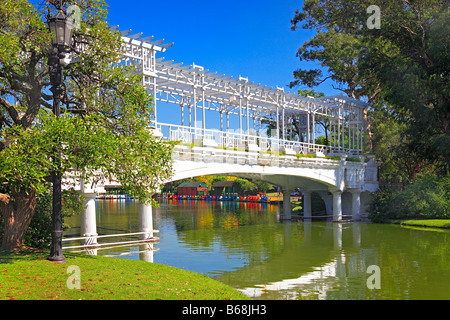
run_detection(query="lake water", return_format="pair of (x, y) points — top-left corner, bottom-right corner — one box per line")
(64, 199), (450, 300)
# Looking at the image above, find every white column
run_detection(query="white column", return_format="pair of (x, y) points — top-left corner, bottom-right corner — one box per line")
(307, 111), (311, 147)
(282, 188), (292, 220)
(139, 201), (154, 240)
(258, 117), (261, 137)
(312, 113), (315, 144)
(202, 88), (206, 132)
(351, 190), (361, 221)
(303, 190), (312, 219)
(80, 193), (98, 246)
(332, 190), (343, 222)
(239, 97), (243, 135)
(180, 104), (184, 126)
(188, 105), (192, 128)
(342, 114), (345, 151)
(246, 99), (250, 136)
(338, 118), (341, 151)
(193, 85), (197, 139)
(276, 105), (280, 139)
(153, 81), (158, 127)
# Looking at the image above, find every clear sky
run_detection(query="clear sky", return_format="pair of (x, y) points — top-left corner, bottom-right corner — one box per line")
(21, 0), (338, 132)
(104, 0), (335, 129)
(29, 0), (335, 132)
(105, 0), (334, 94)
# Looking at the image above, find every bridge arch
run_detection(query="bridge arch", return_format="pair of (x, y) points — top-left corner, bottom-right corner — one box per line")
(169, 159), (338, 190)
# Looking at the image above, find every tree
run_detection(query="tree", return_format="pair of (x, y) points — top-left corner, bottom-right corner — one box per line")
(290, 0), (449, 180)
(261, 89), (329, 144)
(360, 1), (449, 170)
(0, 0), (173, 251)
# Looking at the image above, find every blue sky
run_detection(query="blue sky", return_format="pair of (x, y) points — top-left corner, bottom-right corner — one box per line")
(104, 0), (335, 129)
(105, 0), (335, 93)
(28, 0), (335, 132)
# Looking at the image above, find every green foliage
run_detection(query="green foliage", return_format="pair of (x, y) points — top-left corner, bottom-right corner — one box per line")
(0, 0), (173, 207)
(23, 193), (52, 249)
(233, 178), (272, 196)
(295, 153), (315, 158)
(291, 0), (449, 177)
(0, 110), (173, 206)
(0, 0), (174, 249)
(23, 190), (83, 249)
(401, 175), (450, 218)
(233, 178), (256, 196)
(370, 175), (450, 222)
(315, 136), (327, 145)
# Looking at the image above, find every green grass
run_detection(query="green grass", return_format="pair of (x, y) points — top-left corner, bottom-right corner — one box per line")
(398, 219), (450, 229)
(0, 250), (248, 300)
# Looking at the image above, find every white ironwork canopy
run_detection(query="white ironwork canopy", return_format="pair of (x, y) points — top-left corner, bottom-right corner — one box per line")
(115, 27), (368, 155)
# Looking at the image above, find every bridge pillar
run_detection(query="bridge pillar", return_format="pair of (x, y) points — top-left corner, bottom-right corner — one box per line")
(350, 190), (361, 221)
(331, 190), (343, 222)
(303, 190), (312, 219)
(139, 201), (154, 240)
(282, 188), (293, 220)
(80, 193), (98, 246)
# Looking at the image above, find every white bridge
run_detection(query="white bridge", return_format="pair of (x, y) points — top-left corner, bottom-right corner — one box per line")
(65, 28), (379, 248)
(118, 28), (378, 220)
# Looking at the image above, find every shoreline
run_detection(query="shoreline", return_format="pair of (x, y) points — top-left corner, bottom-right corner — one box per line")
(389, 219), (450, 230)
(0, 250), (249, 300)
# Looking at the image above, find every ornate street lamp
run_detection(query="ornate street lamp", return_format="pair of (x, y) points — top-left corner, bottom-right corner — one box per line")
(47, 9), (73, 263)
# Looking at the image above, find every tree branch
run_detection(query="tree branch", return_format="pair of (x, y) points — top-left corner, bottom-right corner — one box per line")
(0, 97), (20, 124)
(40, 98), (53, 110)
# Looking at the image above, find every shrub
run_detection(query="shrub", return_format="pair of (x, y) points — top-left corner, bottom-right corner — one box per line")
(347, 157), (362, 162)
(401, 175), (449, 218)
(23, 190), (82, 249)
(295, 153), (316, 158)
(370, 174), (450, 222)
(24, 193), (53, 249)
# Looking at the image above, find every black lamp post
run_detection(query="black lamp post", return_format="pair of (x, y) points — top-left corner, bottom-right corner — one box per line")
(47, 10), (73, 263)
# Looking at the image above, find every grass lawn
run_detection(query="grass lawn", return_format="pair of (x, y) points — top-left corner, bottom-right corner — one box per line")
(0, 250), (248, 300)
(398, 219), (450, 229)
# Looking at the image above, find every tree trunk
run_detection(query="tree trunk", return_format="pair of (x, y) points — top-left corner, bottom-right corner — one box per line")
(0, 188), (37, 251)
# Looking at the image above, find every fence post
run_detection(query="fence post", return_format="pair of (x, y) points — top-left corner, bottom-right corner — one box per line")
(80, 193), (98, 246)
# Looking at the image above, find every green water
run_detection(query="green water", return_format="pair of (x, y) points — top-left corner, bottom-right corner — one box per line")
(64, 199), (450, 300)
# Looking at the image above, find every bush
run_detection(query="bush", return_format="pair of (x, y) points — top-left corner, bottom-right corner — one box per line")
(370, 174), (450, 222)
(23, 190), (82, 249)
(295, 153), (316, 158)
(401, 175), (449, 218)
(369, 188), (405, 222)
(24, 193), (53, 249)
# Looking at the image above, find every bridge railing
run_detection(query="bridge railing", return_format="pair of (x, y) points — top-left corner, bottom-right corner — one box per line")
(156, 122), (362, 157)
(155, 123), (334, 155)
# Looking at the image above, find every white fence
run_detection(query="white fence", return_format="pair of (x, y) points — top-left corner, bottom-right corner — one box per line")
(154, 122), (344, 155)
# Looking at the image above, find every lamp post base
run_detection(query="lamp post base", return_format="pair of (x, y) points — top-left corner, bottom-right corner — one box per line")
(47, 231), (66, 263)
(47, 254), (66, 263)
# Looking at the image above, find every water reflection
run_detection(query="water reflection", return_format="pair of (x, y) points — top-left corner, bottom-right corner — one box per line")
(64, 199), (450, 300)
(229, 222), (378, 300)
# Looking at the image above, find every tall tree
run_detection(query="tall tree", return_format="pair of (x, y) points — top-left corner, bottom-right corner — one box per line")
(290, 0), (449, 179)
(0, 0), (173, 250)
